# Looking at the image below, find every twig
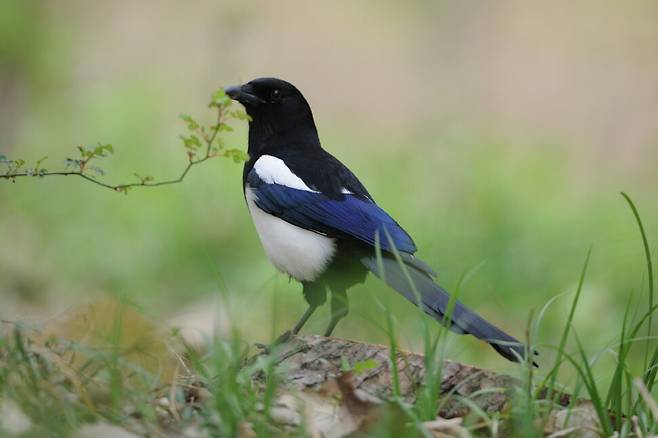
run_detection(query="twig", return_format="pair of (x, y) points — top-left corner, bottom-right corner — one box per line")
(1, 90), (247, 193)
(2, 131), (217, 193)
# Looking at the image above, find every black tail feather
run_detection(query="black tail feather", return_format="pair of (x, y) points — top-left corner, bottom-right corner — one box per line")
(361, 255), (529, 363)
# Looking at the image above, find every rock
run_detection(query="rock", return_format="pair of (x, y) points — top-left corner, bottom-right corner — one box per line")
(0, 399), (32, 435)
(76, 422), (141, 438)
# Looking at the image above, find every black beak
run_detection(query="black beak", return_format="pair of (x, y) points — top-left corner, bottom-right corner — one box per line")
(224, 85), (241, 99)
(224, 84), (264, 105)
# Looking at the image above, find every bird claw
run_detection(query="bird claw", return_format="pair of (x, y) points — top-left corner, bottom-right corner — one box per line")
(273, 330), (293, 345)
(254, 342), (270, 353)
(255, 330), (294, 355)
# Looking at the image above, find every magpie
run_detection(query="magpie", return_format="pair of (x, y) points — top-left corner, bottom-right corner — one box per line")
(225, 77), (527, 363)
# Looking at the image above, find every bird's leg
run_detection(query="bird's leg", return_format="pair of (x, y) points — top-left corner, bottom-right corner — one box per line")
(271, 306), (316, 346)
(271, 282), (326, 346)
(324, 289), (348, 337)
(292, 304), (318, 334)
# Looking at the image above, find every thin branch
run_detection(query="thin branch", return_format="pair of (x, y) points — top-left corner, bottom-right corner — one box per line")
(1, 90), (247, 193)
(1, 154), (213, 192)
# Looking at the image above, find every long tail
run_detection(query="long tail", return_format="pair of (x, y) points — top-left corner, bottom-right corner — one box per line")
(361, 255), (528, 363)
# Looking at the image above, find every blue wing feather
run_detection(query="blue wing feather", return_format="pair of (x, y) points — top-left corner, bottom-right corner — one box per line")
(248, 172), (417, 254)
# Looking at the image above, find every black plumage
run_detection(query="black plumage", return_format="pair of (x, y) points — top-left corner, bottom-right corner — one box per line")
(226, 77), (529, 363)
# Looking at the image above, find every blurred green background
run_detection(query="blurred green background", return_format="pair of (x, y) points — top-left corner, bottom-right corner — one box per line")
(1, 0), (657, 379)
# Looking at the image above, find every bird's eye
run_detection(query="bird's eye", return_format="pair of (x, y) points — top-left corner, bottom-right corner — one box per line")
(270, 89), (281, 101)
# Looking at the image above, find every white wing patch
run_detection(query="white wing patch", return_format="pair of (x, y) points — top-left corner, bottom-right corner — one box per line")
(253, 155), (315, 191)
(253, 154), (353, 195)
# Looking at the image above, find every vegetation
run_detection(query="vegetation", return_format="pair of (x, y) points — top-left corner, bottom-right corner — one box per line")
(0, 192), (656, 436)
(2, 2), (657, 436)
(1, 84), (657, 434)
(1, 89), (248, 192)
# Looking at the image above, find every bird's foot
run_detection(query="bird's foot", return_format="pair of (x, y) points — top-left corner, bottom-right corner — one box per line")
(274, 330), (294, 345)
(254, 330), (294, 355)
(254, 342), (270, 353)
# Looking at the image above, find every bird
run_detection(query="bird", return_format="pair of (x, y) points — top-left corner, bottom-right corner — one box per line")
(225, 77), (528, 363)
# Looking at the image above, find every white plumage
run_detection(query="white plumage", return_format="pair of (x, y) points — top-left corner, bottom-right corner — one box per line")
(253, 155), (315, 191)
(245, 155), (336, 281)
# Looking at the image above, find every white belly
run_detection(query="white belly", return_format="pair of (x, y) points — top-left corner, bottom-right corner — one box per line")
(245, 187), (336, 281)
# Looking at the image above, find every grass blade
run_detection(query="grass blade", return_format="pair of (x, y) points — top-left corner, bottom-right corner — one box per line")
(621, 193), (656, 389)
(543, 248), (592, 404)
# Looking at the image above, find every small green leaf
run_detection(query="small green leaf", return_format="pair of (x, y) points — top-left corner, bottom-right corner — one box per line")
(65, 158), (79, 169)
(179, 113), (199, 131)
(94, 144), (112, 157)
(180, 134), (202, 150)
(352, 359), (379, 374)
(35, 156), (48, 168)
(134, 173), (154, 183)
(340, 357), (351, 372)
(218, 124), (234, 132)
(224, 148), (248, 163)
(230, 110), (251, 121)
(210, 89), (232, 108)
(89, 166), (105, 175)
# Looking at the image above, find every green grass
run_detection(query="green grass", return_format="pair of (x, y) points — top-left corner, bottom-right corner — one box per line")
(2, 77), (656, 434)
(3, 194), (655, 437)
(2, 3), (658, 435)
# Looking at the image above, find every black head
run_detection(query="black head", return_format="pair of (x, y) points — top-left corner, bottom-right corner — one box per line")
(225, 78), (320, 155)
